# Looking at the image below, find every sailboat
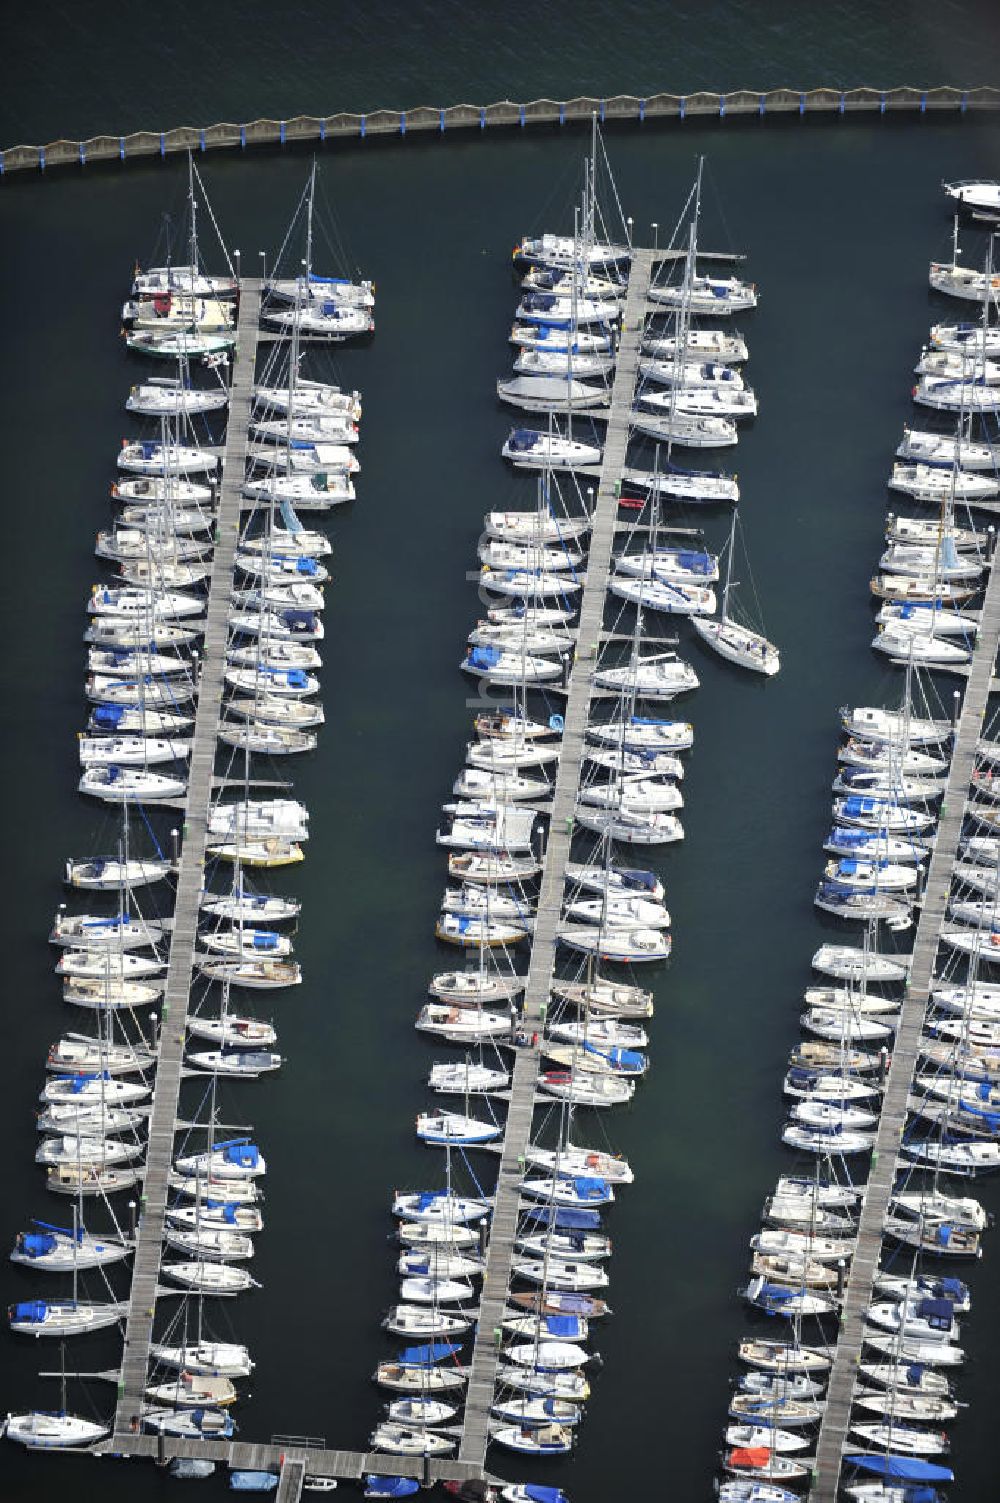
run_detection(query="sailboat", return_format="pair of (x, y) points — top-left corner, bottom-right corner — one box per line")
(264, 162), (374, 340)
(693, 507), (779, 673)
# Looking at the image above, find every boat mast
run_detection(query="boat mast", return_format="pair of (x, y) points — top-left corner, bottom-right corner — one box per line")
(304, 157), (317, 293)
(187, 151), (198, 299)
(722, 502), (737, 625)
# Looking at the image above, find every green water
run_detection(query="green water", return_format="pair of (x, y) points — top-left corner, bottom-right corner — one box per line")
(3, 6), (1000, 1500)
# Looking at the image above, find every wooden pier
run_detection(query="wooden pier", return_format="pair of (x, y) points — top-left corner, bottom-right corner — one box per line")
(457, 250), (654, 1465)
(3, 87), (998, 178)
(112, 280), (262, 1436)
(93, 1431), (501, 1487)
(810, 558), (1000, 1498)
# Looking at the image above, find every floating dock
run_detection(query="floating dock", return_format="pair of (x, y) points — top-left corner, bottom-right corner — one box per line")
(811, 520), (1000, 1495)
(457, 249), (655, 1464)
(3, 87), (998, 177)
(113, 279), (262, 1436)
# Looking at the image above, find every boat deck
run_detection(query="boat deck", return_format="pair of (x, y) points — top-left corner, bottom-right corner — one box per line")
(112, 279), (262, 1436)
(456, 250), (655, 1465)
(810, 546), (1000, 1499)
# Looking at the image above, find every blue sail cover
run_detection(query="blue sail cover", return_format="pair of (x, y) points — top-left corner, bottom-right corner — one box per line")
(35, 1221), (82, 1241)
(844, 1455), (954, 1483)
(399, 1341), (460, 1365)
(279, 498), (303, 534)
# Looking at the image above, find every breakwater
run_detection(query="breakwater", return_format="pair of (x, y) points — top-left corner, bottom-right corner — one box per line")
(2, 86), (999, 177)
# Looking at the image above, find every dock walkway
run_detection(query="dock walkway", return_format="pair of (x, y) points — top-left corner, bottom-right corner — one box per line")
(811, 551), (1000, 1499)
(456, 250), (654, 1465)
(94, 1431), (500, 1486)
(113, 280), (262, 1435)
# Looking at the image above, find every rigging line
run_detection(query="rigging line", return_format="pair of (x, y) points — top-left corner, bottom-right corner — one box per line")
(191, 160), (236, 280)
(457, 1148), (487, 1201)
(270, 174), (311, 278)
(136, 801), (166, 861)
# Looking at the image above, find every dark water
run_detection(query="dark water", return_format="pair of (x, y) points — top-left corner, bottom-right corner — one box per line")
(3, 7), (1000, 1502)
(3, 0), (1000, 146)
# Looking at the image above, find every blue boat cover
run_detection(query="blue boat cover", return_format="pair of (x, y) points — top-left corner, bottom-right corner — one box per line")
(549, 714), (565, 731)
(219, 1140), (260, 1169)
(509, 429), (538, 452)
(21, 1234), (57, 1257)
(542, 1314), (584, 1337)
(93, 704), (126, 727)
(140, 441), (158, 459)
(844, 1455), (954, 1483)
(12, 1301), (47, 1321)
(570, 1176), (610, 1199)
(364, 1480), (420, 1499)
(399, 1341), (460, 1365)
(828, 828), (868, 848)
(468, 646), (502, 671)
(915, 1298), (954, 1329)
(522, 1488), (567, 1503)
(295, 558), (318, 576)
(621, 867), (657, 890)
(251, 932), (279, 950)
(524, 1205), (601, 1231)
(413, 1191), (446, 1210)
(229, 1472), (278, 1492)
